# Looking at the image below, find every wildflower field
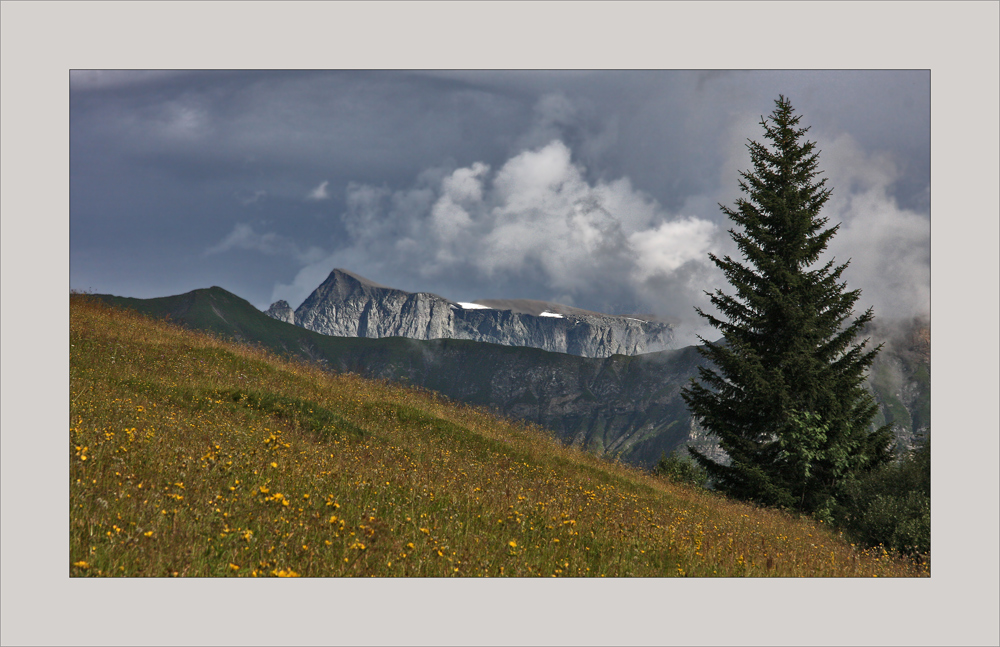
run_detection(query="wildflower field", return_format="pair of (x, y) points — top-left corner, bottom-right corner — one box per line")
(69, 295), (927, 577)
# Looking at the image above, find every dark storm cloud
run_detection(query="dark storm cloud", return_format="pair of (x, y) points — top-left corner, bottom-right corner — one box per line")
(70, 70), (929, 341)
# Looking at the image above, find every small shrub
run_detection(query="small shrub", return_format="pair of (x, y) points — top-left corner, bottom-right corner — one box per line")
(654, 450), (708, 488)
(833, 438), (930, 556)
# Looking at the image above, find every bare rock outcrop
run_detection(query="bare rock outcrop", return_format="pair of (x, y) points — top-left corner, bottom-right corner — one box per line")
(264, 300), (295, 325)
(278, 268), (676, 358)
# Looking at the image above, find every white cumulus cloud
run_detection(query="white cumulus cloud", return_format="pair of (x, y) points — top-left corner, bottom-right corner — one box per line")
(307, 180), (330, 201)
(630, 217), (719, 281)
(275, 139), (722, 319)
(816, 133), (930, 320)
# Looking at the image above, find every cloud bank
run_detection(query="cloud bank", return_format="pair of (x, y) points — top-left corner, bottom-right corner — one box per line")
(74, 71), (928, 330)
(818, 133), (931, 320)
(260, 126), (928, 349)
(273, 139), (723, 334)
(185, 82), (927, 347)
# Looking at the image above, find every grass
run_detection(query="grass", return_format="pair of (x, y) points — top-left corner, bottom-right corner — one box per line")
(90, 287), (717, 468)
(69, 295), (927, 577)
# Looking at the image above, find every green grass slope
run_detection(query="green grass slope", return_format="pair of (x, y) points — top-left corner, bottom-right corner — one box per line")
(95, 287), (930, 469)
(99, 287), (322, 352)
(70, 295), (924, 577)
(96, 288), (703, 467)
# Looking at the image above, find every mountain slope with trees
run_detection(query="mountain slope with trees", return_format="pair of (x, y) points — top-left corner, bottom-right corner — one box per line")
(95, 285), (928, 472)
(69, 294), (926, 576)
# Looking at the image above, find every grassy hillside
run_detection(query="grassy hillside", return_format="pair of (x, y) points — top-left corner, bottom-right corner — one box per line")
(95, 288), (703, 467)
(69, 295), (925, 577)
(94, 288), (930, 470)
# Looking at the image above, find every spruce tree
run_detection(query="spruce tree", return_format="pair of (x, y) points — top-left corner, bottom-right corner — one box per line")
(681, 96), (893, 517)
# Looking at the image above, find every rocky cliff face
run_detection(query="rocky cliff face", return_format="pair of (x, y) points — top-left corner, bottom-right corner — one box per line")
(277, 268), (676, 358)
(264, 300), (295, 325)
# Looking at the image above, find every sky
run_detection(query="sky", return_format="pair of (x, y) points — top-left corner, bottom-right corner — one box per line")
(70, 69), (930, 342)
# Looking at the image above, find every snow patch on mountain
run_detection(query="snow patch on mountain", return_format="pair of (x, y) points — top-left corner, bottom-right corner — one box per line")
(285, 268), (677, 358)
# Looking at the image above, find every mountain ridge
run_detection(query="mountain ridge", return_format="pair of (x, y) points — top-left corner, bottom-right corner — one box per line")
(281, 268), (678, 358)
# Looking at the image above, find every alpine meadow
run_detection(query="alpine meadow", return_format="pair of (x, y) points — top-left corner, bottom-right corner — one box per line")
(69, 86), (931, 578)
(69, 295), (926, 577)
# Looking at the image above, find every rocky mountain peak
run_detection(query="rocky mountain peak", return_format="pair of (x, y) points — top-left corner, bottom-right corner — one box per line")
(264, 300), (295, 325)
(309, 268), (391, 301)
(282, 268), (677, 358)
(325, 268), (395, 291)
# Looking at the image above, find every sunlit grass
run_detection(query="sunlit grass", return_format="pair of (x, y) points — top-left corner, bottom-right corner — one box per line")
(69, 295), (927, 577)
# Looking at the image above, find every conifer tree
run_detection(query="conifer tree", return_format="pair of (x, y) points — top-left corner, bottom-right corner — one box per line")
(681, 96), (893, 517)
